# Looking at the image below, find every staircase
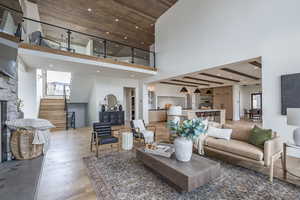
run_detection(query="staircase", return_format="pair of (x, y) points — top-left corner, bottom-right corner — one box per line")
(39, 98), (67, 131)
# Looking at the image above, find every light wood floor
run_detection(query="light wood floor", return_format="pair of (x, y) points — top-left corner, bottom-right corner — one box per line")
(37, 122), (300, 200)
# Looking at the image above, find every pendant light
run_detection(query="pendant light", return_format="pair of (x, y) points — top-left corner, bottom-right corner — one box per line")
(180, 87), (188, 93)
(206, 90), (212, 94)
(194, 88), (201, 94)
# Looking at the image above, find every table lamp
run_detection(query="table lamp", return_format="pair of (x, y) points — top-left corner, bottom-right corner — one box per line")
(287, 108), (300, 146)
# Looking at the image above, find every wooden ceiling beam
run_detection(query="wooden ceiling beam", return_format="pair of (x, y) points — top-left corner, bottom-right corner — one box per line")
(249, 61), (262, 68)
(160, 82), (198, 87)
(200, 73), (240, 82)
(112, 0), (156, 21)
(171, 79), (209, 86)
(157, 0), (173, 7)
(221, 68), (260, 80)
(184, 76), (224, 85)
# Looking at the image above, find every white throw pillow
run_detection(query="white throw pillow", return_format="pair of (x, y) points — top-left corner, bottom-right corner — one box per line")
(207, 126), (232, 140)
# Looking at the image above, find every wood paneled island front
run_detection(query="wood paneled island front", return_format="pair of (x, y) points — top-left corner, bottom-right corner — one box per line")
(182, 109), (226, 125)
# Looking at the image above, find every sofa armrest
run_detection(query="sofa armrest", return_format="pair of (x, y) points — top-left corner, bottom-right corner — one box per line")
(264, 136), (283, 166)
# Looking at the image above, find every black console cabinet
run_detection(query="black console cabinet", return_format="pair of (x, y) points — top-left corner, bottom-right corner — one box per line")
(99, 111), (124, 125)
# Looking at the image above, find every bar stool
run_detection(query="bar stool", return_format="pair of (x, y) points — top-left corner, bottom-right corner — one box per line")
(213, 111), (220, 122)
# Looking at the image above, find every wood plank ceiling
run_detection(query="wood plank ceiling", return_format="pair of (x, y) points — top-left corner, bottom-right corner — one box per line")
(34, 0), (177, 50)
(160, 58), (262, 88)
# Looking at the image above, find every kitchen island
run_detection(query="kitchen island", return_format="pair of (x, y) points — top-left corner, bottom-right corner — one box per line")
(182, 109), (226, 125)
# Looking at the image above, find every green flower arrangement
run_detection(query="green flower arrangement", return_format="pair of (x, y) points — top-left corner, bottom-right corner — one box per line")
(169, 118), (207, 140)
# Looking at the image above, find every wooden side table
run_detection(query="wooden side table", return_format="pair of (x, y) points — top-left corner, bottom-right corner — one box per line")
(283, 142), (300, 179)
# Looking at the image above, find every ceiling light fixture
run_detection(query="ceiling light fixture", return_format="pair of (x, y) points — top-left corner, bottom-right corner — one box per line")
(206, 90), (212, 94)
(97, 70), (100, 73)
(180, 87), (188, 93)
(194, 88), (201, 94)
(106, 31), (110, 34)
(135, 26), (139, 29)
(115, 18), (119, 22)
(124, 36), (128, 39)
(87, 8), (92, 12)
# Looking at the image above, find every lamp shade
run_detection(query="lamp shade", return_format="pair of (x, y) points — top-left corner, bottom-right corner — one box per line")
(180, 87), (188, 93)
(194, 88), (201, 94)
(168, 106), (182, 116)
(287, 108), (300, 126)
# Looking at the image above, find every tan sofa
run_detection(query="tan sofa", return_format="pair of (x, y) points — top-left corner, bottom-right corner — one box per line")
(203, 124), (282, 181)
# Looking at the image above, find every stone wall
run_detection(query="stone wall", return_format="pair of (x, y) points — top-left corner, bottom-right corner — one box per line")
(0, 38), (19, 162)
(0, 74), (18, 161)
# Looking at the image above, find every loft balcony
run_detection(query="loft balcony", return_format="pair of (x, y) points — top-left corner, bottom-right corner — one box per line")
(0, 4), (157, 74)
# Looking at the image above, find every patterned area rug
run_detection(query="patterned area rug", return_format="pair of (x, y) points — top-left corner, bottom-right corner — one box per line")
(83, 152), (300, 200)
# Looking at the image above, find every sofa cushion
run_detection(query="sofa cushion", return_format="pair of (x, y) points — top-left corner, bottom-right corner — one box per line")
(223, 124), (252, 142)
(205, 137), (264, 161)
(249, 125), (272, 149)
(207, 126), (232, 140)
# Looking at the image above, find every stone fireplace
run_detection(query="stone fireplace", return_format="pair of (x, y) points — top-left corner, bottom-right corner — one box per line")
(0, 75), (18, 162)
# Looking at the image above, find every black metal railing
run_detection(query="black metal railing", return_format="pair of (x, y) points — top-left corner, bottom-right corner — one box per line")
(0, 3), (156, 69)
(68, 112), (76, 129)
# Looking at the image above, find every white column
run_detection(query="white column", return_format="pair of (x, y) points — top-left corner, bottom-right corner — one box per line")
(232, 85), (240, 121)
(138, 81), (149, 123)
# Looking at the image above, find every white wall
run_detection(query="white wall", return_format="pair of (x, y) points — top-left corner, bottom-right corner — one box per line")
(18, 61), (38, 118)
(21, 0), (42, 37)
(149, 83), (196, 109)
(153, 0), (300, 157)
(87, 75), (140, 125)
(70, 73), (94, 103)
(240, 84), (262, 117)
(87, 82), (97, 124)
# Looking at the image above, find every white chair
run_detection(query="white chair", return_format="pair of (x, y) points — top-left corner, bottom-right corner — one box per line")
(130, 120), (156, 144)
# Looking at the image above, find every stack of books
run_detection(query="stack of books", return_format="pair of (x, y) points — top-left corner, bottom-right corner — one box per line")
(144, 144), (175, 158)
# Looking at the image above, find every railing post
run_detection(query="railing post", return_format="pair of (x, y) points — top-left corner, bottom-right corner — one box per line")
(153, 52), (156, 69)
(103, 40), (107, 58)
(131, 47), (134, 64)
(66, 30), (71, 52)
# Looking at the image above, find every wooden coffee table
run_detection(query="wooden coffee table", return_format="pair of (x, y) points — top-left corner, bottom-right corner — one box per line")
(136, 147), (221, 192)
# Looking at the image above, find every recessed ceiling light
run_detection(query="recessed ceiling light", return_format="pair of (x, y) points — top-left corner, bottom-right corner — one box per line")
(106, 31), (110, 34)
(135, 26), (139, 29)
(97, 70), (100, 73)
(115, 18), (119, 22)
(124, 36), (128, 39)
(87, 8), (92, 12)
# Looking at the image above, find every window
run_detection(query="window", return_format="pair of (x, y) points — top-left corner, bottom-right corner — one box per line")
(46, 71), (71, 97)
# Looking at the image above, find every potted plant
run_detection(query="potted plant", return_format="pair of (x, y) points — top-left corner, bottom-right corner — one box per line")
(169, 118), (207, 162)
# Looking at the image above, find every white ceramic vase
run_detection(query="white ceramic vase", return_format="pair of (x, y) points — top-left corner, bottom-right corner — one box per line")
(174, 136), (193, 162)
